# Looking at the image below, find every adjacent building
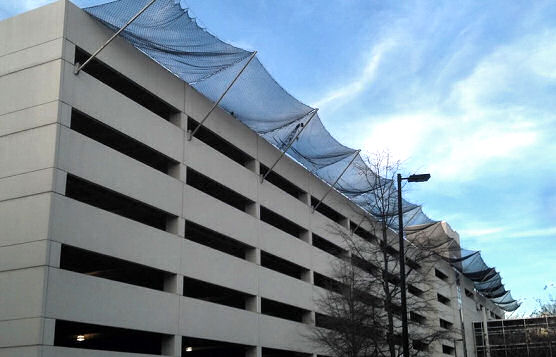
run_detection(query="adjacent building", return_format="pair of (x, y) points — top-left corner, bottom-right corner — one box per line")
(474, 316), (555, 357)
(0, 2), (505, 356)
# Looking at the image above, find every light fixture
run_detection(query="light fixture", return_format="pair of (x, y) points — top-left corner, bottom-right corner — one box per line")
(406, 173), (431, 182)
(76, 335), (85, 342)
(185, 346), (193, 352)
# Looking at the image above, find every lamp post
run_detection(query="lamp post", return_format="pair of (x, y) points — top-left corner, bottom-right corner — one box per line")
(397, 173), (430, 357)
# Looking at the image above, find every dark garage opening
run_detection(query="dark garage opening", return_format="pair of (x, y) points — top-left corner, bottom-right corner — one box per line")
(260, 251), (308, 281)
(260, 163), (306, 201)
(262, 347), (311, 357)
(311, 196), (346, 225)
(261, 298), (307, 323)
(183, 276), (253, 310)
(71, 109), (178, 174)
(188, 118), (254, 168)
(260, 206), (307, 239)
(75, 47), (179, 120)
(65, 174), (173, 231)
(312, 233), (346, 258)
(186, 168), (254, 213)
(184, 221), (254, 260)
(54, 319), (167, 355)
(60, 244), (167, 291)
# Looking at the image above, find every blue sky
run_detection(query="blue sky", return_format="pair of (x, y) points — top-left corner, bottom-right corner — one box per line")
(2, 0), (555, 315)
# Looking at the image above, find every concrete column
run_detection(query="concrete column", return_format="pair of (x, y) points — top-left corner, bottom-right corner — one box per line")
(246, 295), (260, 313)
(164, 274), (183, 295)
(301, 269), (313, 284)
(246, 202), (259, 218)
(299, 192), (310, 206)
(300, 230), (311, 244)
(52, 169), (67, 195)
(42, 318), (56, 346)
(342, 217), (350, 230)
(62, 38), (76, 64)
(168, 163), (187, 183)
(162, 334), (182, 357)
(303, 311), (315, 325)
(58, 102), (72, 128)
(167, 217), (185, 237)
(170, 112), (188, 130)
(246, 346), (262, 357)
(48, 241), (62, 268)
(246, 247), (260, 265)
(246, 159), (258, 174)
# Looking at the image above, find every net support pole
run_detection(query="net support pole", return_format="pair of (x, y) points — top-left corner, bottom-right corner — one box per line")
(187, 51), (258, 141)
(74, 0), (157, 75)
(312, 149), (360, 213)
(259, 109), (318, 183)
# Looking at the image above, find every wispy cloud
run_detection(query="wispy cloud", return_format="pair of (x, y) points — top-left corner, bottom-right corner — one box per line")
(460, 225), (556, 242)
(358, 112), (440, 165)
(506, 227), (556, 239)
(351, 27), (556, 183)
(357, 110), (539, 183)
(308, 1), (556, 188)
(313, 40), (394, 111)
(459, 227), (505, 237)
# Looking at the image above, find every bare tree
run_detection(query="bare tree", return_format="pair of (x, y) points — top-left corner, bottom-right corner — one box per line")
(311, 259), (382, 357)
(532, 295), (556, 317)
(311, 152), (454, 357)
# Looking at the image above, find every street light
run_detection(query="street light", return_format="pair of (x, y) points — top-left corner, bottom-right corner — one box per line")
(397, 172), (430, 357)
(406, 173), (431, 183)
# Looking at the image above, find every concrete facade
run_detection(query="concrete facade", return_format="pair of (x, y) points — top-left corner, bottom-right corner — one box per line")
(0, 2), (505, 356)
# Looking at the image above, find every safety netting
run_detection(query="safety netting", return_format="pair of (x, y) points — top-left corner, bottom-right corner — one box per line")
(446, 248), (520, 311)
(406, 223), (520, 312)
(80, 0), (517, 311)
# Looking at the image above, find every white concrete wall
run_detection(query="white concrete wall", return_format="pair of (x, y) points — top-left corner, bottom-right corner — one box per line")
(50, 194), (182, 272)
(184, 185), (259, 247)
(57, 126), (182, 215)
(46, 268), (180, 334)
(180, 239), (258, 295)
(179, 297), (259, 347)
(0, 2), (66, 352)
(61, 61), (184, 162)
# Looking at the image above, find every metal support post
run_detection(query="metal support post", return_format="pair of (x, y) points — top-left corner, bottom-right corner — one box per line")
(397, 173), (410, 357)
(482, 306), (492, 357)
(74, 0), (158, 75)
(259, 109), (318, 183)
(311, 150), (360, 213)
(187, 51), (258, 141)
(456, 273), (469, 357)
(395, 172), (430, 357)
